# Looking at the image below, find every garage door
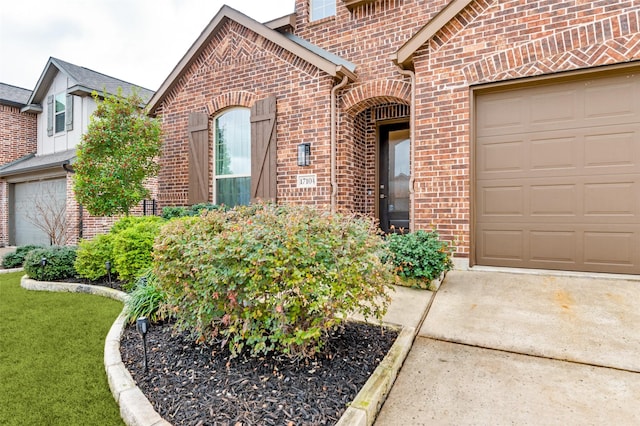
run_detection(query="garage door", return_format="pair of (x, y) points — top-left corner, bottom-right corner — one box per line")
(12, 179), (67, 246)
(475, 69), (640, 274)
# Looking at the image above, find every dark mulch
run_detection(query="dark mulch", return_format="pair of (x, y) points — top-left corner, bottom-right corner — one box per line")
(60, 276), (127, 292)
(120, 321), (398, 425)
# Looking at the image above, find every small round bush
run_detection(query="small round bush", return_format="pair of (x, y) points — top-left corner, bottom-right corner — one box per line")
(1, 245), (44, 268)
(24, 246), (77, 281)
(111, 216), (165, 287)
(74, 234), (117, 281)
(387, 230), (453, 287)
(154, 203), (394, 359)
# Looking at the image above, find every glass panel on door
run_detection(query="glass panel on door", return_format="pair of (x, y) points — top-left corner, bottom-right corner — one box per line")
(379, 123), (410, 233)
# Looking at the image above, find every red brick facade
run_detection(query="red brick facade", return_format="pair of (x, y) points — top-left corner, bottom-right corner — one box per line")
(153, 1), (640, 259)
(0, 104), (37, 246)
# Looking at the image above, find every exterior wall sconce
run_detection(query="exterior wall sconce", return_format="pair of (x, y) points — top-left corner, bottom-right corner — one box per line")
(298, 143), (311, 166)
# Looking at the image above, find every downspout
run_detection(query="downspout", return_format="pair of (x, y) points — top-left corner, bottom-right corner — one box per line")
(396, 66), (416, 232)
(62, 162), (82, 241)
(330, 76), (349, 213)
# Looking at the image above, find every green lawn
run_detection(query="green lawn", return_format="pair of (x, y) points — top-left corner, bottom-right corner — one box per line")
(0, 272), (124, 425)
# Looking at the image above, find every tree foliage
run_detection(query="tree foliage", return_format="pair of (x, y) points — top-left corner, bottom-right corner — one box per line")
(73, 89), (162, 216)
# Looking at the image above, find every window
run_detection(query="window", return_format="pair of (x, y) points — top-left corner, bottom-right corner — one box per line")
(54, 93), (65, 133)
(214, 108), (251, 207)
(310, 0), (335, 21)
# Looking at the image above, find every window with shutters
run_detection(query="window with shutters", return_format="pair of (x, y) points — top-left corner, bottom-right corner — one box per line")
(310, 0), (336, 21)
(54, 93), (66, 133)
(214, 108), (251, 207)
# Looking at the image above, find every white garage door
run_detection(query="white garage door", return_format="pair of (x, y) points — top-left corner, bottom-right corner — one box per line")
(12, 179), (67, 246)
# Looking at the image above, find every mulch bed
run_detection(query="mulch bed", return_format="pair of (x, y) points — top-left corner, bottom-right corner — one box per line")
(120, 320), (398, 425)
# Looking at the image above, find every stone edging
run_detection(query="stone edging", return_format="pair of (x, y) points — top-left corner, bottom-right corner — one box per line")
(20, 276), (415, 426)
(20, 276), (170, 426)
(0, 267), (23, 274)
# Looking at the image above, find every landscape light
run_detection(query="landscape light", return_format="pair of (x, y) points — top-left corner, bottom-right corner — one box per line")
(136, 317), (150, 373)
(40, 257), (47, 267)
(105, 261), (112, 286)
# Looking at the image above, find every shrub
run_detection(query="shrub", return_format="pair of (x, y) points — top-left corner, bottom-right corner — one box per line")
(1, 245), (43, 268)
(24, 246), (77, 281)
(112, 216), (164, 287)
(74, 234), (117, 281)
(161, 203), (224, 220)
(386, 230), (453, 288)
(124, 268), (167, 324)
(154, 203), (394, 359)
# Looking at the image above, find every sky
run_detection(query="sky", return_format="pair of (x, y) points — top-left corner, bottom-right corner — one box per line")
(0, 0), (296, 92)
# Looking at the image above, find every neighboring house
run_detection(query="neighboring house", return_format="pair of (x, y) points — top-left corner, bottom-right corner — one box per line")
(0, 83), (38, 246)
(0, 57), (154, 247)
(148, 1), (640, 275)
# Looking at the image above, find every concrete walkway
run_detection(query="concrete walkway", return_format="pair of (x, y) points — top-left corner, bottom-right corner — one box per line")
(376, 270), (640, 425)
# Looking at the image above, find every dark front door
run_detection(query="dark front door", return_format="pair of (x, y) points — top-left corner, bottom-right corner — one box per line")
(379, 122), (410, 233)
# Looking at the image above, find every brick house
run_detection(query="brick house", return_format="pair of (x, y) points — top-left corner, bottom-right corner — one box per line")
(0, 83), (37, 246)
(0, 57), (155, 246)
(148, 1), (640, 275)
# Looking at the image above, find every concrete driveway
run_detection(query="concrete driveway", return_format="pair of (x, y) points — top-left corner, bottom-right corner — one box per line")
(376, 270), (640, 425)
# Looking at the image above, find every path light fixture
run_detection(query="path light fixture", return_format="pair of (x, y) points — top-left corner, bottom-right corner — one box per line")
(105, 261), (112, 287)
(136, 317), (150, 373)
(297, 143), (311, 166)
(40, 257), (47, 267)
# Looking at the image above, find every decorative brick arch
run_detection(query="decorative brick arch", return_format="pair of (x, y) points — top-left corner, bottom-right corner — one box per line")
(342, 79), (411, 116)
(462, 11), (640, 84)
(205, 91), (258, 116)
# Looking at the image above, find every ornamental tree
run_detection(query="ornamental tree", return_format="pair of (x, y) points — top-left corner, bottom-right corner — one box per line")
(73, 89), (162, 216)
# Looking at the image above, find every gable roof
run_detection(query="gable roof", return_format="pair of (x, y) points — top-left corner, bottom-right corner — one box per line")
(24, 57), (155, 110)
(147, 5), (356, 115)
(393, 0), (474, 68)
(0, 83), (32, 108)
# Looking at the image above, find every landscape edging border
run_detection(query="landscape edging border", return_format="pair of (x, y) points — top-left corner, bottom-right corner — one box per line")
(20, 276), (415, 426)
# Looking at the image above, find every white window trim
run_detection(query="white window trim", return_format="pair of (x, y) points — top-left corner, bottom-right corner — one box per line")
(54, 92), (66, 134)
(310, 0), (336, 21)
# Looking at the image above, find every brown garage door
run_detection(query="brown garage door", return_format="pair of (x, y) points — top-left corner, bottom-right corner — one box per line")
(475, 68), (640, 274)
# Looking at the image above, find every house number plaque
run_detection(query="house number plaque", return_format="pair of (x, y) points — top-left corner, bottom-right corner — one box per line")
(296, 174), (317, 188)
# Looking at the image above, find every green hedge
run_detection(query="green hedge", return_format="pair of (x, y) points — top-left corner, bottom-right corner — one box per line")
(24, 246), (77, 281)
(1, 245), (44, 269)
(74, 234), (116, 281)
(74, 216), (165, 288)
(161, 203), (224, 220)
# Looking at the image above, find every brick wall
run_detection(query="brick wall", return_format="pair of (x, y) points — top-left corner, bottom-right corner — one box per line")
(156, 19), (337, 209)
(0, 104), (37, 166)
(409, 0), (640, 256)
(66, 175), (159, 244)
(0, 104), (37, 246)
(156, 0), (640, 258)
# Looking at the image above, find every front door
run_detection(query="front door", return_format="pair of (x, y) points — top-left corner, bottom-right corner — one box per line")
(379, 122), (410, 233)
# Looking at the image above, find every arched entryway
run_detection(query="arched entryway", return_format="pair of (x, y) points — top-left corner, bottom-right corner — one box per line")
(341, 100), (411, 232)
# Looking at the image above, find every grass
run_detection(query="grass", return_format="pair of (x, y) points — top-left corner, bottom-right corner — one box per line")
(0, 272), (124, 425)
